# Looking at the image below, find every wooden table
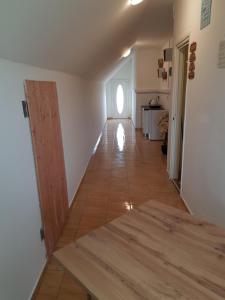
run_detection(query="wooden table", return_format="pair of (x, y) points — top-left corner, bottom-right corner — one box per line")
(54, 200), (225, 300)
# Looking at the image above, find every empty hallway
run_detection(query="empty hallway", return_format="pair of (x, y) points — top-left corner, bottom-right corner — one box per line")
(1, 0), (225, 299)
(34, 119), (186, 299)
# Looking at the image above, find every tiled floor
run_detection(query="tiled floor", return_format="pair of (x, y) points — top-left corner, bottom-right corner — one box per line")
(34, 119), (187, 300)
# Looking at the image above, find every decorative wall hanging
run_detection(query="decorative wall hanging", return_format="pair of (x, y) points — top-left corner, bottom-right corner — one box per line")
(189, 52), (196, 62)
(188, 71), (195, 80)
(201, 0), (212, 30)
(162, 70), (167, 80)
(158, 68), (164, 78)
(158, 59), (164, 68)
(164, 48), (173, 62)
(190, 42), (197, 52)
(189, 62), (195, 72)
(188, 42), (197, 80)
(218, 40), (225, 69)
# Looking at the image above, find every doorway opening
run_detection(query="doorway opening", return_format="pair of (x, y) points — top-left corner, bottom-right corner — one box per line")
(111, 79), (130, 119)
(105, 57), (133, 120)
(170, 39), (189, 191)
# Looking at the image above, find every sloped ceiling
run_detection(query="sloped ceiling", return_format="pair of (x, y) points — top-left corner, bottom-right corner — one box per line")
(0, 0), (173, 80)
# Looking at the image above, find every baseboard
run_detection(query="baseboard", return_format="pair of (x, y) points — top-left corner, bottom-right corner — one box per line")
(170, 179), (193, 215)
(180, 192), (194, 215)
(29, 259), (47, 300)
(69, 124), (105, 207)
(68, 155), (91, 208)
(130, 118), (135, 128)
(68, 152), (93, 208)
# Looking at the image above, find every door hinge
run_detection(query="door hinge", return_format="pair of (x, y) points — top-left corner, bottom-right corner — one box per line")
(40, 228), (45, 241)
(22, 100), (29, 118)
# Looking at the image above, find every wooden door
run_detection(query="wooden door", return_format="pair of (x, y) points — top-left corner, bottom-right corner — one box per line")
(24, 80), (69, 256)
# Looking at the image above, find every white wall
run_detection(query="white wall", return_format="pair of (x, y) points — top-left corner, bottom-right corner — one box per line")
(135, 47), (160, 91)
(159, 40), (173, 111)
(134, 47), (161, 128)
(0, 58), (106, 300)
(172, 0), (225, 228)
(135, 46), (171, 128)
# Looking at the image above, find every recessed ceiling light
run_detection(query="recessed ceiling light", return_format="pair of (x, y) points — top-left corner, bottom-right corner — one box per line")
(122, 49), (131, 58)
(129, 0), (143, 6)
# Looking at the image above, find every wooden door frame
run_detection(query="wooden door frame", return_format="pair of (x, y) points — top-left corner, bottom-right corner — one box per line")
(168, 36), (189, 188)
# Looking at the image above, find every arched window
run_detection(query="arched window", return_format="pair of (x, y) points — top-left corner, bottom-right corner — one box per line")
(116, 84), (124, 114)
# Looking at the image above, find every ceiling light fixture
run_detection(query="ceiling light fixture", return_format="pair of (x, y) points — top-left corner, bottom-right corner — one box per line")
(129, 0), (143, 6)
(122, 49), (131, 58)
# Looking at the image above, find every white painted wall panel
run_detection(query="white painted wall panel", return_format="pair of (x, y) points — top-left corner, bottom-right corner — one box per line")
(135, 47), (160, 91)
(173, 0), (225, 228)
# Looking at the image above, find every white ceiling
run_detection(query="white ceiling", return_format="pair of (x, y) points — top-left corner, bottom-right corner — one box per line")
(0, 0), (173, 80)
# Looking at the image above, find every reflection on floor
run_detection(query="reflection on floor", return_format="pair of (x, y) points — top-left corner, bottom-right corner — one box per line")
(34, 119), (187, 300)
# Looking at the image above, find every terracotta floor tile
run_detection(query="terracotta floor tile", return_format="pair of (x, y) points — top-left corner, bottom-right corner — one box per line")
(57, 273), (86, 300)
(38, 270), (64, 297)
(34, 119), (187, 299)
(35, 294), (56, 300)
(47, 257), (64, 272)
(57, 292), (86, 300)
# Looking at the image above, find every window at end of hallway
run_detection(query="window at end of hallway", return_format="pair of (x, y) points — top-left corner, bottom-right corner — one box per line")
(116, 84), (124, 115)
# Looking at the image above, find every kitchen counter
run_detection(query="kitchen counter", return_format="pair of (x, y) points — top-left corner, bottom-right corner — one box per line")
(141, 105), (163, 110)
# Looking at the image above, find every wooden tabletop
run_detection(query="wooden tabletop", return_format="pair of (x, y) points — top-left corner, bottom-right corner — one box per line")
(54, 200), (225, 300)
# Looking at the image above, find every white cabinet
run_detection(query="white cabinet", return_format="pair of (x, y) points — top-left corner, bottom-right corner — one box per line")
(142, 108), (150, 136)
(142, 108), (167, 140)
(149, 110), (166, 140)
